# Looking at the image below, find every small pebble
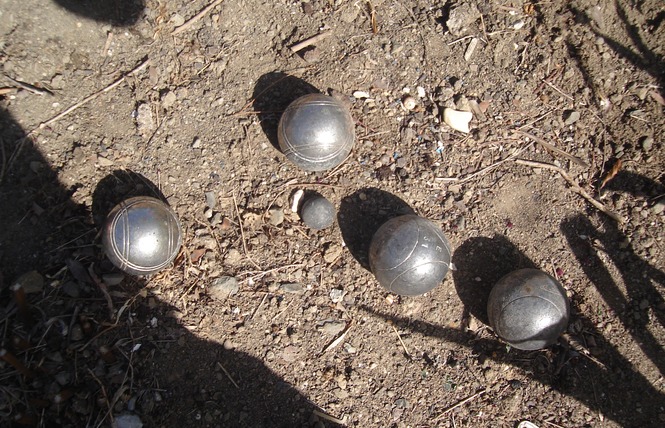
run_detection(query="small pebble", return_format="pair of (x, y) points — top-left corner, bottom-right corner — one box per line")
(652, 200), (665, 215)
(208, 276), (239, 300)
(268, 208), (285, 226)
(443, 108), (472, 133)
(641, 136), (654, 152)
(113, 414), (143, 428)
(14, 271), (44, 294)
(280, 283), (305, 294)
(563, 110), (581, 125)
(300, 195), (335, 230)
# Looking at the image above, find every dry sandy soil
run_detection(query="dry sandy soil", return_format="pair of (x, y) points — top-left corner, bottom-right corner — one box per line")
(1, 0), (664, 427)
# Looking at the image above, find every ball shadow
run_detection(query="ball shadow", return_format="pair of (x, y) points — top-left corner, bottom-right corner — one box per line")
(252, 72), (319, 151)
(452, 235), (538, 325)
(53, 0), (145, 25)
(337, 188), (414, 270)
(91, 169), (167, 227)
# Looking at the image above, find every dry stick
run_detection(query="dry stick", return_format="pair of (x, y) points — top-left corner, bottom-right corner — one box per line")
(232, 193), (261, 270)
(391, 325), (411, 358)
(3, 74), (53, 96)
(172, 0), (225, 35)
(515, 159), (624, 224)
(433, 389), (486, 421)
(435, 142), (532, 183)
(289, 30), (331, 53)
(10, 283), (32, 324)
(38, 59), (150, 130)
(515, 130), (589, 168)
(216, 362), (240, 389)
(312, 409), (346, 425)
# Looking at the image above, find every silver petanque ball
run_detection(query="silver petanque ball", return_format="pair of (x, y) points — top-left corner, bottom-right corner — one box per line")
(487, 268), (570, 350)
(369, 215), (452, 296)
(300, 195), (335, 230)
(102, 196), (182, 276)
(278, 93), (355, 172)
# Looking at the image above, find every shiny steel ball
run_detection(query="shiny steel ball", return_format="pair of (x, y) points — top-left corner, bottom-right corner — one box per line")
(369, 215), (452, 296)
(278, 93), (355, 172)
(102, 196), (182, 276)
(300, 195), (335, 230)
(487, 269), (570, 350)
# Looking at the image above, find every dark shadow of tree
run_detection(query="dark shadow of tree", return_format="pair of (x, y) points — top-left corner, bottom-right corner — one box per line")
(568, 1), (664, 99)
(361, 228), (665, 426)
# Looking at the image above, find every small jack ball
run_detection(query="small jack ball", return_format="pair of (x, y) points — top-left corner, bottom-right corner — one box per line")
(300, 195), (335, 230)
(369, 215), (452, 296)
(487, 268), (570, 350)
(278, 93), (355, 172)
(102, 196), (182, 276)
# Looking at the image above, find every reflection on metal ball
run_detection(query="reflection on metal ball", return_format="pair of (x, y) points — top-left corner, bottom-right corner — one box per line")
(487, 268), (570, 350)
(102, 196), (182, 276)
(278, 93), (355, 172)
(369, 215), (452, 296)
(300, 195), (335, 230)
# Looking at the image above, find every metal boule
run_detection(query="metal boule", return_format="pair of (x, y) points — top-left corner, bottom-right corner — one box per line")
(102, 196), (182, 276)
(369, 214), (452, 296)
(277, 93), (355, 172)
(487, 268), (570, 350)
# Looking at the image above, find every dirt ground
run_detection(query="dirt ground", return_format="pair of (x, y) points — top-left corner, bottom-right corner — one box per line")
(1, 0), (664, 427)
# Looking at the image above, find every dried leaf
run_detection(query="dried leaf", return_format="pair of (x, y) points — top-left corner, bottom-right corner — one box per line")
(66, 259), (93, 284)
(599, 159), (622, 190)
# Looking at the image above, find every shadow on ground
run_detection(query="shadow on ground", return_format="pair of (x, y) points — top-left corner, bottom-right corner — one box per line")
(252, 72), (319, 151)
(52, 0), (145, 25)
(0, 113), (337, 428)
(337, 188), (414, 270)
(362, 227), (665, 426)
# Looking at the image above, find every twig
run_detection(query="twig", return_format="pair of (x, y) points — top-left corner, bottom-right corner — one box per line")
(3, 74), (53, 96)
(239, 263), (304, 283)
(433, 389), (486, 421)
(232, 193), (261, 270)
(312, 409), (346, 425)
(216, 362), (240, 389)
(435, 142), (532, 183)
(515, 130), (589, 167)
(87, 265), (114, 319)
(391, 325), (411, 358)
(172, 0), (224, 35)
(290, 31), (332, 53)
(542, 79), (574, 101)
(515, 159), (624, 223)
(38, 59), (150, 130)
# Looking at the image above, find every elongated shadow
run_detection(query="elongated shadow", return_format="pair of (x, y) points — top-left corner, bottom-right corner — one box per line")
(361, 233), (665, 426)
(337, 188), (414, 270)
(252, 72), (319, 151)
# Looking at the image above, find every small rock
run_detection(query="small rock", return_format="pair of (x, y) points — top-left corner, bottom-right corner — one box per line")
(223, 339), (236, 350)
(446, 1), (480, 36)
(333, 388), (349, 399)
(210, 212), (222, 226)
(329, 288), (345, 303)
(640, 136), (654, 152)
(113, 414), (143, 428)
(204, 208), (213, 219)
(353, 90), (370, 99)
(268, 208), (284, 226)
(161, 91), (177, 108)
(205, 191), (216, 209)
(402, 95), (417, 111)
(281, 283), (304, 294)
(96, 156), (114, 167)
(319, 320), (346, 336)
(343, 342), (357, 353)
(70, 324), (84, 341)
(652, 200), (665, 215)
(303, 47), (321, 62)
(323, 244), (343, 264)
(209, 276), (239, 300)
(563, 110), (581, 125)
(135, 103), (155, 135)
(14, 271), (44, 294)
(280, 345), (299, 362)
(171, 13), (185, 27)
(224, 248), (243, 266)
